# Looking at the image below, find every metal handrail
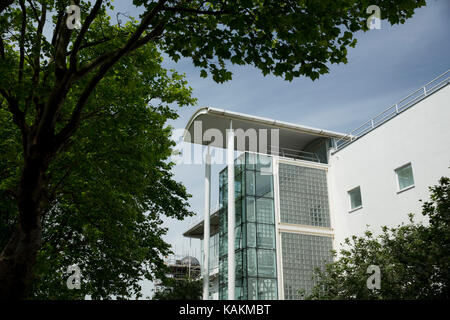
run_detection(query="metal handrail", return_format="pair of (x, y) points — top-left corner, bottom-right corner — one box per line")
(275, 146), (320, 162)
(334, 70), (450, 151)
(232, 146), (321, 163)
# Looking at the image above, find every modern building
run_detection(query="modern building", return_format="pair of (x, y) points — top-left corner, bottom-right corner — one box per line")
(182, 70), (450, 300)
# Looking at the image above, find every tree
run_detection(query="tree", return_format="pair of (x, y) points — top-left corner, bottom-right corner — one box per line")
(307, 177), (450, 300)
(30, 50), (197, 299)
(0, 0), (426, 298)
(1, 32), (196, 299)
(152, 277), (202, 300)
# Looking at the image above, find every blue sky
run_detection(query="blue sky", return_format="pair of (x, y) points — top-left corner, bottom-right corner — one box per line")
(111, 0), (449, 298)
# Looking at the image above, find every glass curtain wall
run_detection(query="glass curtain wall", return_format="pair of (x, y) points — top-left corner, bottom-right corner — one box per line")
(202, 233), (219, 273)
(218, 153), (278, 300)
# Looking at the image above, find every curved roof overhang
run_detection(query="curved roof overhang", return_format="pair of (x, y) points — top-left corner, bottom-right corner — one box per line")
(183, 210), (220, 239)
(183, 107), (348, 153)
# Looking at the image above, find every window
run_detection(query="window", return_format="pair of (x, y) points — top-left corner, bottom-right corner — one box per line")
(255, 171), (273, 197)
(246, 171), (255, 195)
(257, 224), (276, 249)
(395, 163), (415, 192)
(246, 197), (255, 222)
(256, 198), (274, 224)
(257, 249), (277, 277)
(348, 186), (362, 211)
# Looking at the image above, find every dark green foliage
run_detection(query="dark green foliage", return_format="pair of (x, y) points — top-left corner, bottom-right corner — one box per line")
(307, 177), (450, 300)
(152, 277), (202, 300)
(154, 0), (427, 82)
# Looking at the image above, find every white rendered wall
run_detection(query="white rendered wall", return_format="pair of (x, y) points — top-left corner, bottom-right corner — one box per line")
(329, 85), (450, 250)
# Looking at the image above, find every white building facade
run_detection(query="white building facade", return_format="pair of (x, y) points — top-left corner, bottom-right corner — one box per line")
(182, 70), (449, 300)
(330, 80), (450, 246)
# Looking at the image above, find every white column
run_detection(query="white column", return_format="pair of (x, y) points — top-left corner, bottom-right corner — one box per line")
(203, 145), (211, 300)
(227, 121), (235, 300)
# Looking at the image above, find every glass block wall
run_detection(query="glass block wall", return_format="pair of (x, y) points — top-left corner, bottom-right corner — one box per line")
(278, 162), (333, 299)
(281, 233), (333, 299)
(279, 163), (330, 227)
(218, 153), (278, 300)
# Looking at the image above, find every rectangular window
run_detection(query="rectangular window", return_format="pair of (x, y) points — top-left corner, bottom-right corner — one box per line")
(235, 199), (242, 226)
(235, 173), (242, 199)
(246, 153), (256, 170)
(246, 171), (255, 195)
(248, 277), (258, 299)
(257, 249), (277, 277)
(348, 186), (362, 211)
(256, 198), (275, 224)
(395, 163), (415, 191)
(258, 278), (278, 300)
(255, 171), (273, 197)
(246, 197), (255, 222)
(247, 248), (257, 277)
(256, 154), (272, 172)
(246, 223), (257, 247)
(257, 224), (276, 249)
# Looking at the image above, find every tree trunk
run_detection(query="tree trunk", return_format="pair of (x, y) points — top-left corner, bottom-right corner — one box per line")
(0, 152), (48, 299)
(0, 224), (42, 299)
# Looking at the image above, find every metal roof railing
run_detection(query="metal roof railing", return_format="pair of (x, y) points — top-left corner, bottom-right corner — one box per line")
(333, 70), (450, 152)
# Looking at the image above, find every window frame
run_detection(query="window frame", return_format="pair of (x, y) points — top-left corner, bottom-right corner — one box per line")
(395, 162), (415, 193)
(347, 186), (363, 213)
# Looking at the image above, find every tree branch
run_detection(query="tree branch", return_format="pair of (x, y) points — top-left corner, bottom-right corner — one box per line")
(69, 0), (103, 72)
(51, 9), (63, 49)
(0, 88), (26, 134)
(48, 165), (74, 202)
(65, 36), (114, 56)
(129, 21), (166, 51)
(161, 5), (231, 16)
(26, 1), (46, 115)
(18, 0), (27, 83)
(33, 2), (47, 80)
(74, 0), (167, 80)
(56, 1), (168, 147)
(26, 0), (39, 23)
(73, 21), (164, 82)
(0, 36), (5, 59)
(53, 4), (75, 82)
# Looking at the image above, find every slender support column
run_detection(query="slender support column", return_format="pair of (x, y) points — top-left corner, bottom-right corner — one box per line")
(203, 145), (211, 300)
(227, 121), (235, 300)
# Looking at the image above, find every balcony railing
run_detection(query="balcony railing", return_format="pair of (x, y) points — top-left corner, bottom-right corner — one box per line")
(333, 70), (450, 152)
(275, 147), (321, 163)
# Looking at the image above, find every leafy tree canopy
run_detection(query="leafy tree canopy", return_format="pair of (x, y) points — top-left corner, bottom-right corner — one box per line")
(0, 28), (196, 299)
(152, 277), (202, 300)
(307, 177), (450, 300)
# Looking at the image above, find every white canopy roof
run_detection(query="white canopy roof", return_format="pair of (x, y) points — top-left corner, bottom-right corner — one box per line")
(183, 107), (348, 153)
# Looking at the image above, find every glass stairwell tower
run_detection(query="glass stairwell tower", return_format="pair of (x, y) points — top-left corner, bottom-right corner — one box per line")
(218, 153), (277, 299)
